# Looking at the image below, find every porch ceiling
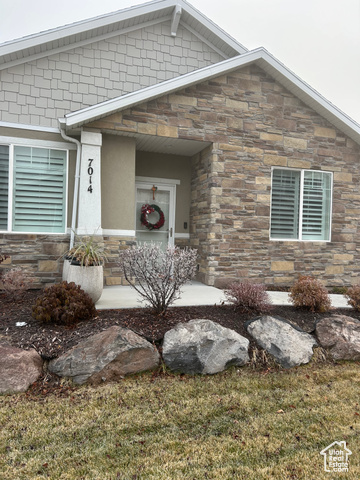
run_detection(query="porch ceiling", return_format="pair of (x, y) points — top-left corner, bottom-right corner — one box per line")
(104, 130), (211, 156)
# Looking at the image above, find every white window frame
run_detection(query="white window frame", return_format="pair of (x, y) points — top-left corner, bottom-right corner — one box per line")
(270, 167), (333, 242)
(0, 138), (70, 235)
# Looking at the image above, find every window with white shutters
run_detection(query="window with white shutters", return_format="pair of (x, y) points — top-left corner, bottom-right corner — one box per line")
(0, 146), (9, 230)
(270, 168), (332, 241)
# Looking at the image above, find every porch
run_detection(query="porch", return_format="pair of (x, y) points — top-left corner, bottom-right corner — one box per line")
(95, 281), (349, 310)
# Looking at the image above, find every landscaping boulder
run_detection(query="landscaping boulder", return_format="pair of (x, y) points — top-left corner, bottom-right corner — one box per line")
(162, 319), (249, 374)
(316, 315), (360, 360)
(48, 326), (160, 385)
(246, 316), (317, 368)
(0, 345), (43, 394)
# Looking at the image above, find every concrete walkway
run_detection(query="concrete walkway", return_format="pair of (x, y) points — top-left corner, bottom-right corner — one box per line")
(96, 281), (350, 310)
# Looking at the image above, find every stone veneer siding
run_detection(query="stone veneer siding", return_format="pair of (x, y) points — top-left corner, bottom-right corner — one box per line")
(0, 233), (138, 288)
(0, 234), (70, 289)
(88, 64), (360, 288)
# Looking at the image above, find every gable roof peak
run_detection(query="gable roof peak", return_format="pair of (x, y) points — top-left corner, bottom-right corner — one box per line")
(0, 0), (247, 67)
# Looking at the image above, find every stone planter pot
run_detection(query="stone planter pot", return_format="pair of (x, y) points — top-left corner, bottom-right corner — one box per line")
(64, 264), (104, 303)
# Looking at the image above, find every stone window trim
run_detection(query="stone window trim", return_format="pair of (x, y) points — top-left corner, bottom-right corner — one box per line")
(270, 166), (333, 243)
(0, 140), (69, 235)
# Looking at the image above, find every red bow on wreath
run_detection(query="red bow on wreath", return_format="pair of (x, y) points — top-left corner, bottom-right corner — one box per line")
(140, 203), (165, 230)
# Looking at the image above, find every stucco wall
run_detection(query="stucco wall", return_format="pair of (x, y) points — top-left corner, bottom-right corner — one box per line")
(89, 64), (360, 287)
(101, 135), (136, 230)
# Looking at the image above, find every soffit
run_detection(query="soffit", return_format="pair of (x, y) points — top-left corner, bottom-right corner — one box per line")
(103, 129), (211, 156)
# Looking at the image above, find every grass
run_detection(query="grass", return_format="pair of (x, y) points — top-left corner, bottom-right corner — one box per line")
(1, 362), (360, 479)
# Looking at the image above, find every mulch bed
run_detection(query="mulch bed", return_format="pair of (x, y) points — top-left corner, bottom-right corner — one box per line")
(1, 289), (359, 360)
(1, 289), (359, 398)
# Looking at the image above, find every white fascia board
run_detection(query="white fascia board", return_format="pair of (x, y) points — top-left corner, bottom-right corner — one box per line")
(0, 120), (59, 134)
(0, 17), (169, 72)
(0, 0), (175, 56)
(63, 47), (360, 144)
(180, 0), (247, 54)
(256, 49), (360, 139)
(63, 51), (260, 128)
(0, 0), (246, 59)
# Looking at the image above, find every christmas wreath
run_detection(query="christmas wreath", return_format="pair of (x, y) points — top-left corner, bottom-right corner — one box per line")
(140, 203), (165, 230)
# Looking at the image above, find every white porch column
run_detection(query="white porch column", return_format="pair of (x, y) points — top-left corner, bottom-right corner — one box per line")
(77, 130), (102, 235)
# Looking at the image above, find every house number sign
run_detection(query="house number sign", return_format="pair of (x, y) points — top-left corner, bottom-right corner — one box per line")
(87, 158), (94, 193)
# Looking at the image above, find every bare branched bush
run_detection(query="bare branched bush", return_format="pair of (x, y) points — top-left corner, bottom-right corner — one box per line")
(345, 285), (360, 311)
(119, 243), (198, 314)
(225, 281), (272, 313)
(289, 275), (331, 312)
(1, 267), (32, 300)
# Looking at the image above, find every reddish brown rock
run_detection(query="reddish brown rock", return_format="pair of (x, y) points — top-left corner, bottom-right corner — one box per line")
(48, 326), (160, 385)
(316, 315), (360, 360)
(0, 345), (43, 394)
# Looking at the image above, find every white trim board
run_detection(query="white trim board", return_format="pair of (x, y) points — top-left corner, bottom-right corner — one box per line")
(135, 176), (180, 185)
(0, 136), (77, 150)
(0, 0), (246, 66)
(102, 229), (136, 237)
(175, 233), (190, 239)
(0, 17), (171, 72)
(0, 121), (59, 134)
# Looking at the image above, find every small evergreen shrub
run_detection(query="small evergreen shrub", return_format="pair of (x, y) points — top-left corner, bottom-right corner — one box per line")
(225, 281), (272, 313)
(32, 281), (96, 325)
(345, 285), (360, 311)
(289, 275), (331, 312)
(1, 267), (31, 300)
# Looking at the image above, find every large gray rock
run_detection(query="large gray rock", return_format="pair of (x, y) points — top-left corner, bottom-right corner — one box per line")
(316, 315), (360, 360)
(162, 319), (249, 374)
(246, 316), (317, 368)
(0, 345), (43, 394)
(48, 326), (160, 385)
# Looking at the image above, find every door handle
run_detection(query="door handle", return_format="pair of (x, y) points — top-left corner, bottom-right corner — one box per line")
(169, 227), (173, 238)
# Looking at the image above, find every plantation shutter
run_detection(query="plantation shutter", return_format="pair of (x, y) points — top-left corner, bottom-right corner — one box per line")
(301, 171), (331, 241)
(13, 146), (66, 233)
(0, 146), (9, 230)
(270, 169), (300, 239)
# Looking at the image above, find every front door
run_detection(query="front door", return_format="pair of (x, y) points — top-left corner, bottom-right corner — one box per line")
(135, 179), (176, 250)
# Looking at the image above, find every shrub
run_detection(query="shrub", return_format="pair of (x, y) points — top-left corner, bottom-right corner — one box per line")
(1, 267), (31, 300)
(119, 243), (197, 314)
(225, 281), (272, 313)
(32, 281), (96, 325)
(345, 285), (360, 311)
(0, 253), (9, 264)
(289, 275), (331, 312)
(331, 286), (348, 295)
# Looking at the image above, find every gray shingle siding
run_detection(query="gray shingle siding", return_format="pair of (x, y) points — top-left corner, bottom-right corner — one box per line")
(0, 22), (226, 128)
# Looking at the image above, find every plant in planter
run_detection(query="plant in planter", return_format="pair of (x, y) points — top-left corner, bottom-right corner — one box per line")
(62, 234), (107, 303)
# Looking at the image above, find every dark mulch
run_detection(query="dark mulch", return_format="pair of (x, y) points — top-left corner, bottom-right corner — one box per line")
(2, 289), (359, 398)
(1, 290), (359, 361)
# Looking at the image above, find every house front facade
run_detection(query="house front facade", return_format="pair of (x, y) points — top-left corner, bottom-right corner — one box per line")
(1, 0), (360, 288)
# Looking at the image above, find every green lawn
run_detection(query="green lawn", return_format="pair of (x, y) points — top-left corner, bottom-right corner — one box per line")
(1, 362), (359, 479)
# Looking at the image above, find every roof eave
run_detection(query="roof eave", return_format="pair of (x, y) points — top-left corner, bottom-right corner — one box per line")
(0, 0), (247, 61)
(62, 48), (360, 145)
